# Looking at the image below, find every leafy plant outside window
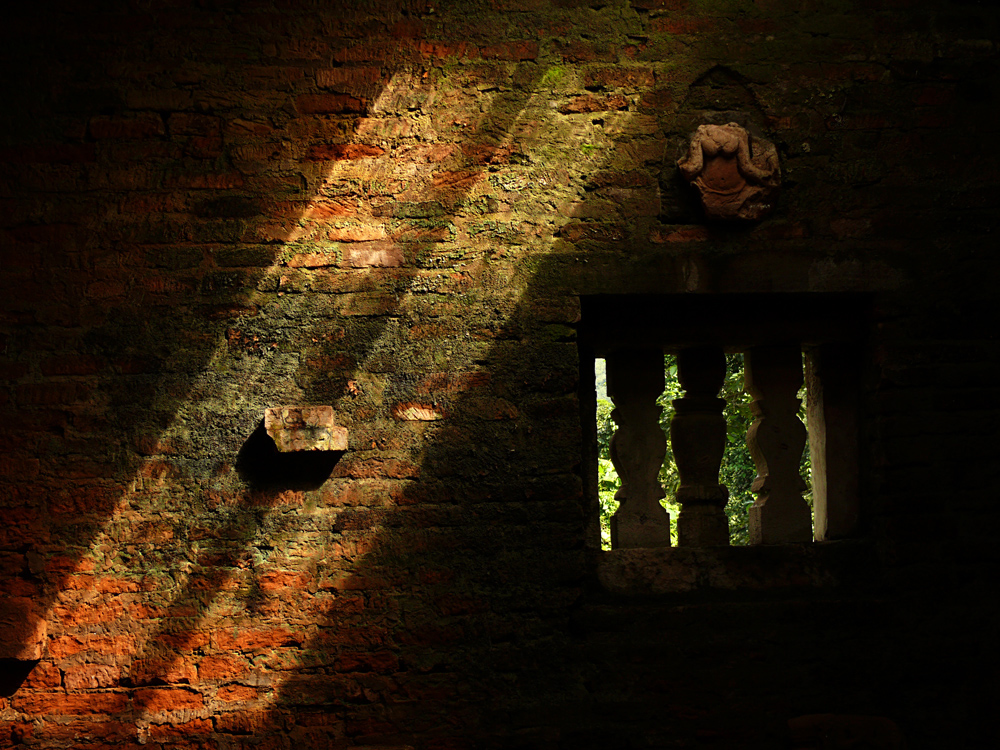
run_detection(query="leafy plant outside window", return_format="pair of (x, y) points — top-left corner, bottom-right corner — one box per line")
(595, 354), (810, 548)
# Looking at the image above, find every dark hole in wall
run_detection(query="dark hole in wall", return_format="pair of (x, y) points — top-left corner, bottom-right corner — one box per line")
(0, 659), (38, 697)
(236, 421), (342, 491)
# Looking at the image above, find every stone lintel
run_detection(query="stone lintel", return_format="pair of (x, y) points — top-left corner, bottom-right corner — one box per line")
(264, 406), (348, 453)
(596, 539), (875, 596)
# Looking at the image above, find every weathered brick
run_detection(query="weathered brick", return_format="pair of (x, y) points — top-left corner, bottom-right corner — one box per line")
(306, 143), (385, 161)
(582, 66), (656, 89)
(63, 664), (120, 690)
(295, 94), (367, 114)
(480, 41), (539, 61)
(146, 719), (213, 738)
(316, 66), (384, 92)
(89, 113), (165, 139)
(215, 709), (269, 734)
(217, 684), (258, 702)
(214, 628), (304, 652)
(197, 655), (247, 682)
(133, 688), (204, 713)
(48, 635), (136, 659)
(342, 242), (404, 268)
(12, 691), (129, 715)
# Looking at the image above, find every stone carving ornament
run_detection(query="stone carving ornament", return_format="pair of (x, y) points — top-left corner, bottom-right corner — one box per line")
(678, 122), (780, 221)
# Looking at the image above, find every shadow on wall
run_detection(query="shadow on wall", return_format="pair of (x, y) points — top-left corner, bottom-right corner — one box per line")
(114, 55), (551, 724)
(0, 0), (410, 691)
(2, 2), (987, 748)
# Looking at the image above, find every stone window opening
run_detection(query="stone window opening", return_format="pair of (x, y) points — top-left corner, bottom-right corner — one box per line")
(593, 351), (813, 550)
(579, 294), (868, 553)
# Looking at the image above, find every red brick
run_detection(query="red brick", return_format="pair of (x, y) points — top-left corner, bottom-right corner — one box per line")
(649, 226), (710, 243)
(130, 657), (198, 686)
(214, 628), (303, 652)
(134, 688), (203, 713)
(40, 355), (104, 377)
(333, 40), (399, 63)
(166, 172), (245, 189)
(741, 18), (778, 35)
(167, 112), (222, 136)
(287, 253), (337, 268)
(320, 481), (408, 509)
(316, 66), (384, 92)
(147, 719), (213, 738)
(305, 198), (357, 219)
(12, 691), (129, 715)
(295, 94), (366, 114)
(0, 362), (28, 381)
(0, 722), (33, 744)
(89, 113), (164, 140)
(391, 17), (424, 38)
(185, 134), (224, 159)
(86, 279), (127, 299)
(47, 485), (116, 517)
(392, 402), (448, 421)
(431, 170), (479, 192)
(328, 223), (387, 242)
(416, 371), (491, 394)
(259, 570), (309, 591)
(48, 635), (136, 659)
(332, 456), (422, 480)
(342, 242), (404, 268)
(650, 16), (717, 34)
(582, 66), (656, 89)
(915, 85), (954, 107)
(631, 0), (688, 7)
(217, 684), (258, 702)
(21, 718), (131, 742)
(415, 40), (476, 60)
(480, 41), (539, 61)
(464, 397), (519, 420)
(63, 665), (120, 690)
(0, 456), (40, 479)
(0, 143), (96, 163)
(558, 94), (628, 114)
(555, 39), (616, 63)
(215, 709), (269, 734)
(16, 381), (89, 405)
(306, 143), (384, 161)
(197, 655), (247, 682)
(334, 650), (399, 673)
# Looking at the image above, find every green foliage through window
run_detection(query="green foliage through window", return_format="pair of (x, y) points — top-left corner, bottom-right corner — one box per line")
(595, 354), (810, 548)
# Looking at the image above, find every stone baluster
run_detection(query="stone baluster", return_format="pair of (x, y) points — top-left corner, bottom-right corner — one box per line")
(672, 347), (730, 546)
(607, 349), (671, 549)
(745, 345), (812, 544)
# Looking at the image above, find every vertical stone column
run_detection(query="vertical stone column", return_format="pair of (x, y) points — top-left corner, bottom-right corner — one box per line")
(745, 345), (812, 544)
(607, 349), (671, 549)
(672, 347), (730, 546)
(806, 344), (860, 540)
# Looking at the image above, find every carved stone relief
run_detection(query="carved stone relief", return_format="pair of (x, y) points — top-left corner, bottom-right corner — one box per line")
(678, 122), (780, 221)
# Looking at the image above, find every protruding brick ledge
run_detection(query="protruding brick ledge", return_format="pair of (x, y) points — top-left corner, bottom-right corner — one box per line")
(264, 406), (348, 452)
(596, 540), (876, 596)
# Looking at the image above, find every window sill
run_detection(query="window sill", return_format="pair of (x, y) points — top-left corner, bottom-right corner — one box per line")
(595, 539), (877, 597)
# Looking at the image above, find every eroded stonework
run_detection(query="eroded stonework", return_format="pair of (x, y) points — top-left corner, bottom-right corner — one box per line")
(264, 406), (348, 452)
(678, 122), (781, 221)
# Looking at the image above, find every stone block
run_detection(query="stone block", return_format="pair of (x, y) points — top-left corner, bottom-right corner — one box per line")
(264, 406), (348, 452)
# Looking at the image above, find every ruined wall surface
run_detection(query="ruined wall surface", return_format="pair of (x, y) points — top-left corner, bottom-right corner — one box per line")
(1, 1), (998, 748)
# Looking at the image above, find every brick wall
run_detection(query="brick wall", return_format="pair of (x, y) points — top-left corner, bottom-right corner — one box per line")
(1, 1), (998, 748)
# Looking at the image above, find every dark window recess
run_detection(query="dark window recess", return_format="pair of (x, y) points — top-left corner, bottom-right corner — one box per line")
(579, 294), (869, 551)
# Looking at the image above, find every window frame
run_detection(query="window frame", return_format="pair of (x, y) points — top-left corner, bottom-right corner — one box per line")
(578, 293), (871, 552)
